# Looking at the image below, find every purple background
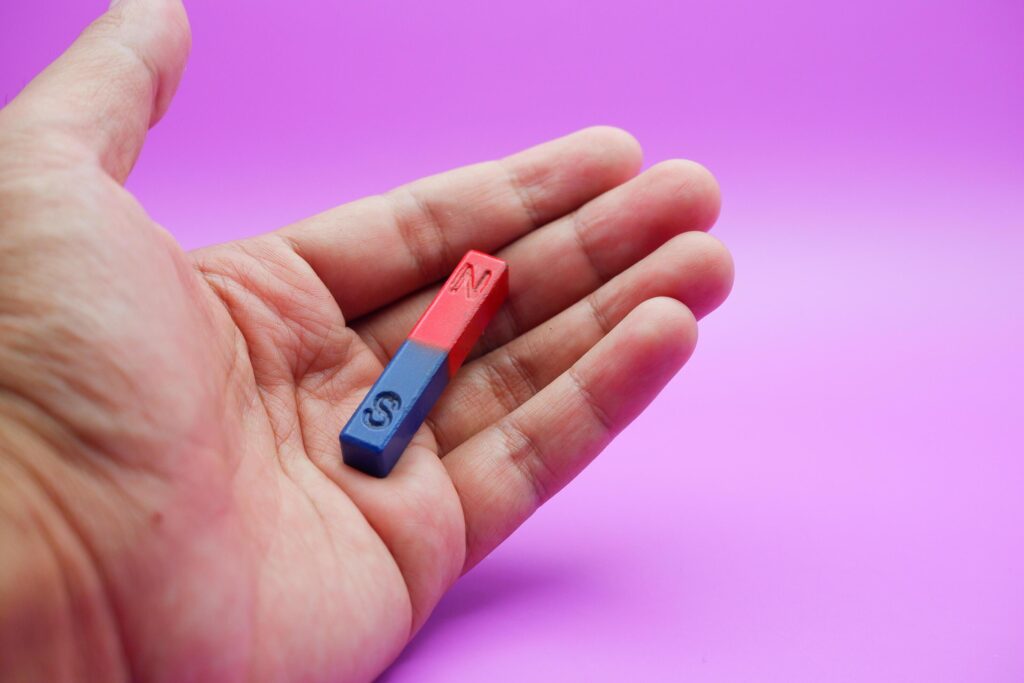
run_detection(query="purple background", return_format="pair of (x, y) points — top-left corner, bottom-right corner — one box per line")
(3, 1), (1022, 680)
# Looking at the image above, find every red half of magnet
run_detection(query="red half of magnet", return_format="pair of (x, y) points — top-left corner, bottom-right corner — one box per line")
(407, 250), (509, 377)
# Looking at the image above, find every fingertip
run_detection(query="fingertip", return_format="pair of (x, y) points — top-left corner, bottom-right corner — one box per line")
(566, 296), (697, 437)
(576, 125), (645, 176)
(142, 0), (193, 124)
(666, 231), (735, 319)
(162, 0), (193, 69)
(645, 159), (722, 232)
(96, 0), (192, 126)
(629, 296), (698, 363)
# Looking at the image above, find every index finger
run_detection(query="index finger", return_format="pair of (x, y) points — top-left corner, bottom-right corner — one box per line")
(276, 126), (642, 320)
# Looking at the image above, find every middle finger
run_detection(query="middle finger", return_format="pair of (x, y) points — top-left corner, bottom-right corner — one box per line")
(351, 159), (721, 364)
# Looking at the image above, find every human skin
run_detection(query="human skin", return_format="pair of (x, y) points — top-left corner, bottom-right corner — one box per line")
(0, 0), (733, 680)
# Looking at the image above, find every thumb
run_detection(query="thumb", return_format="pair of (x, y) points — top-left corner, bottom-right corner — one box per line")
(2, 0), (191, 183)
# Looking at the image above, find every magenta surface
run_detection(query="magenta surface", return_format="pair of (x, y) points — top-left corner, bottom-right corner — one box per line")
(2, 1), (1022, 680)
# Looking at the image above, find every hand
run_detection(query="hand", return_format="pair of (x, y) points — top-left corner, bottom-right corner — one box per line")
(0, 1), (732, 680)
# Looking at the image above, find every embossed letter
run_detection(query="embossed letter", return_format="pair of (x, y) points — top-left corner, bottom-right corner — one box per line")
(362, 391), (402, 429)
(448, 263), (492, 299)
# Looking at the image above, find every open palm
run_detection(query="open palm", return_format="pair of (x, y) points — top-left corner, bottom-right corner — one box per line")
(0, 1), (732, 681)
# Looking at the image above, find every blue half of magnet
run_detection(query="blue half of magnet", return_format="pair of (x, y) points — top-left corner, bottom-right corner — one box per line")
(340, 340), (449, 478)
